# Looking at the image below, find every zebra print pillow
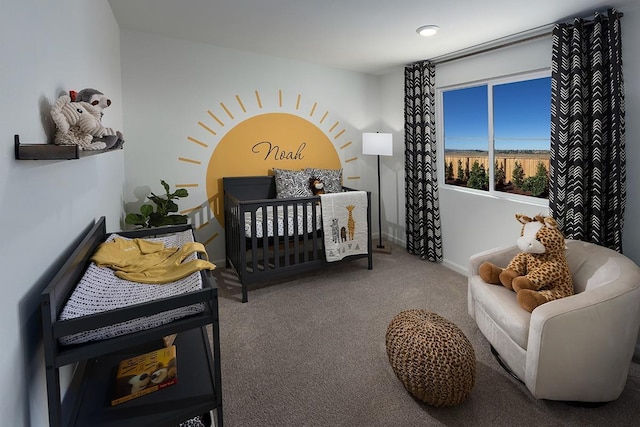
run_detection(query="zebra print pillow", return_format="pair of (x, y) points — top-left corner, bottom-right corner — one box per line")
(273, 168), (313, 199)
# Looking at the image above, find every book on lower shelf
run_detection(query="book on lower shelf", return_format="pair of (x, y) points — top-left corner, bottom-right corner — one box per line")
(111, 345), (177, 406)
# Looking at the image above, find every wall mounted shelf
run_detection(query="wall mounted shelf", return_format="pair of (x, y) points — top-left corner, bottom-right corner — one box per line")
(14, 134), (122, 160)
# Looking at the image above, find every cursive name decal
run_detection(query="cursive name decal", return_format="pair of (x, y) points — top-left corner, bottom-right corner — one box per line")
(252, 141), (306, 161)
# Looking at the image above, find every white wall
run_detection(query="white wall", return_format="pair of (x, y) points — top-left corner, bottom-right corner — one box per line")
(119, 29), (382, 263)
(379, 71), (406, 244)
(0, 1), (124, 425)
(435, 37), (553, 273)
(620, 1), (640, 270)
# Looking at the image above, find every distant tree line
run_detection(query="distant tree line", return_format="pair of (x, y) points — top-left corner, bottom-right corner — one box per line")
(445, 158), (549, 198)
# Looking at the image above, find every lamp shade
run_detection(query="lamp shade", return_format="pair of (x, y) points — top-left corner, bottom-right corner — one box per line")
(362, 132), (393, 156)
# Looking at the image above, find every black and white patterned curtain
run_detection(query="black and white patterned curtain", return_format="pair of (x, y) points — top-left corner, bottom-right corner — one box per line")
(404, 61), (442, 262)
(549, 9), (626, 252)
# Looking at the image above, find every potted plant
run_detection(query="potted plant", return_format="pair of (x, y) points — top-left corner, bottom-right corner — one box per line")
(125, 180), (189, 228)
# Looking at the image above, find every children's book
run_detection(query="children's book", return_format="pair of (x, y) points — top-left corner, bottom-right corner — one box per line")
(111, 345), (177, 406)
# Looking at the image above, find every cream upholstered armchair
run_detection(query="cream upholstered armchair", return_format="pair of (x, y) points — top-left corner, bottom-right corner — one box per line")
(468, 239), (640, 402)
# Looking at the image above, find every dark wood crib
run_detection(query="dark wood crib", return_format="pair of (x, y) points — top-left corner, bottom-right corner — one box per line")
(223, 176), (373, 302)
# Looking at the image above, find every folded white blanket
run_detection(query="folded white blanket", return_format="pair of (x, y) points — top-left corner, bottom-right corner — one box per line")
(320, 191), (368, 262)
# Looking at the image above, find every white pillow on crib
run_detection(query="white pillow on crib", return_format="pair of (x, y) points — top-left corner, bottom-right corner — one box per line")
(274, 168), (313, 198)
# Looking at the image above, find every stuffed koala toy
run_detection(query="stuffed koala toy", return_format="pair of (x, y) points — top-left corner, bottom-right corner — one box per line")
(478, 214), (574, 312)
(70, 88), (111, 113)
(69, 88), (124, 149)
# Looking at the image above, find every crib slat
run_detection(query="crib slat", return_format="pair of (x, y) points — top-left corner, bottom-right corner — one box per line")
(301, 202), (309, 263)
(251, 209), (258, 275)
(261, 206), (269, 271)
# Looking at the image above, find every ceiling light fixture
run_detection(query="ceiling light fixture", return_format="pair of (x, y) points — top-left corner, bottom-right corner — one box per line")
(416, 25), (440, 37)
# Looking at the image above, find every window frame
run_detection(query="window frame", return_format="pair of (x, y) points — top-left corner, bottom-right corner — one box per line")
(436, 69), (551, 207)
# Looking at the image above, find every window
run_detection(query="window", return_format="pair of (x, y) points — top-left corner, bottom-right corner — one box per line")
(440, 72), (551, 200)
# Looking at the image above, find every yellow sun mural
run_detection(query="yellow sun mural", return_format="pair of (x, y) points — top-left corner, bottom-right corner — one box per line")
(174, 90), (361, 248)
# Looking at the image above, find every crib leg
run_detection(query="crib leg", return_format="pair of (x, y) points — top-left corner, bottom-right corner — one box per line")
(242, 285), (248, 303)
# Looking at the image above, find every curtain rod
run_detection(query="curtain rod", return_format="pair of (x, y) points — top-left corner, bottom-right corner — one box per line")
(430, 27), (553, 65)
(428, 11), (623, 66)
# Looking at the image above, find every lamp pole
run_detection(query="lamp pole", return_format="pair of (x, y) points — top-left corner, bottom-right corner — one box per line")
(377, 154), (384, 249)
(362, 131), (392, 254)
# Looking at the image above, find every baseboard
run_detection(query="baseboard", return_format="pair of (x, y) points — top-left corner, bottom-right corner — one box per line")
(441, 259), (468, 276)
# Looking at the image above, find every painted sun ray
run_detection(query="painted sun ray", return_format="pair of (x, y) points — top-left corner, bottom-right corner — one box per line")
(236, 95), (246, 113)
(278, 90), (283, 107)
(319, 111), (328, 123)
(180, 205), (203, 215)
(296, 94), (301, 110)
(204, 233), (219, 246)
(340, 141), (353, 149)
(309, 102), (317, 117)
(221, 102), (234, 120)
(207, 110), (225, 127)
(176, 183), (199, 188)
(183, 196), (219, 227)
(187, 136), (208, 148)
(196, 221), (210, 231)
(198, 121), (217, 136)
(255, 90), (263, 108)
(334, 129), (346, 139)
(178, 157), (201, 165)
(329, 121), (339, 132)
(345, 157), (357, 163)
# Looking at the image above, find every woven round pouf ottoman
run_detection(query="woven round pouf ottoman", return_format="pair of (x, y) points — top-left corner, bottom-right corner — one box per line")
(385, 309), (476, 406)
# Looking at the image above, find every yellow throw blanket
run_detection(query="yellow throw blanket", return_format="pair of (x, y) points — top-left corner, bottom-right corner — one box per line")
(91, 237), (216, 284)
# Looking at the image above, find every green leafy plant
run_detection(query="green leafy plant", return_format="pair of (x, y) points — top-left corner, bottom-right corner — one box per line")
(125, 180), (189, 228)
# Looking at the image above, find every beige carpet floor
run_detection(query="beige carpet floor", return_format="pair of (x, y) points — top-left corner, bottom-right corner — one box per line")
(210, 244), (640, 427)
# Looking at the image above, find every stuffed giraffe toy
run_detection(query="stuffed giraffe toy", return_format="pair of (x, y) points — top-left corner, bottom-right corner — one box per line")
(478, 214), (574, 312)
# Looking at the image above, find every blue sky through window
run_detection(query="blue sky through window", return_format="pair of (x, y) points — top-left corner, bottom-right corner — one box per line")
(443, 76), (551, 151)
(443, 85), (488, 151)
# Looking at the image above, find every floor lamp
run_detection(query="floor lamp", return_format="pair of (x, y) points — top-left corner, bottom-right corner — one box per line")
(362, 132), (393, 254)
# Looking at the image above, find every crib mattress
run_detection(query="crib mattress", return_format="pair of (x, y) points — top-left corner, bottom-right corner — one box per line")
(244, 204), (322, 238)
(58, 229), (205, 346)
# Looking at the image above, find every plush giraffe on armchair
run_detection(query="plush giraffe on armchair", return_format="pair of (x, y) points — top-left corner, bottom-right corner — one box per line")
(478, 214), (574, 312)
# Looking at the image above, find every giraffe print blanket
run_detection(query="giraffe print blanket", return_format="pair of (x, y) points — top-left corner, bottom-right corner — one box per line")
(320, 191), (369, 262)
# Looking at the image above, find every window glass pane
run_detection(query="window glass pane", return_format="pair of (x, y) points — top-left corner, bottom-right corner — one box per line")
(493, 77), (551, 198)
(443, 85), (489, 191)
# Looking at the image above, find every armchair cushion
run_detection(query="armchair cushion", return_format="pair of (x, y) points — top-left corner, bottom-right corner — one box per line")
(470, 278), (530, 349)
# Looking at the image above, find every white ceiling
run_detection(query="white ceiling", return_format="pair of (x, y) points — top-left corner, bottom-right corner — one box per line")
(108, 0), (633, 75)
